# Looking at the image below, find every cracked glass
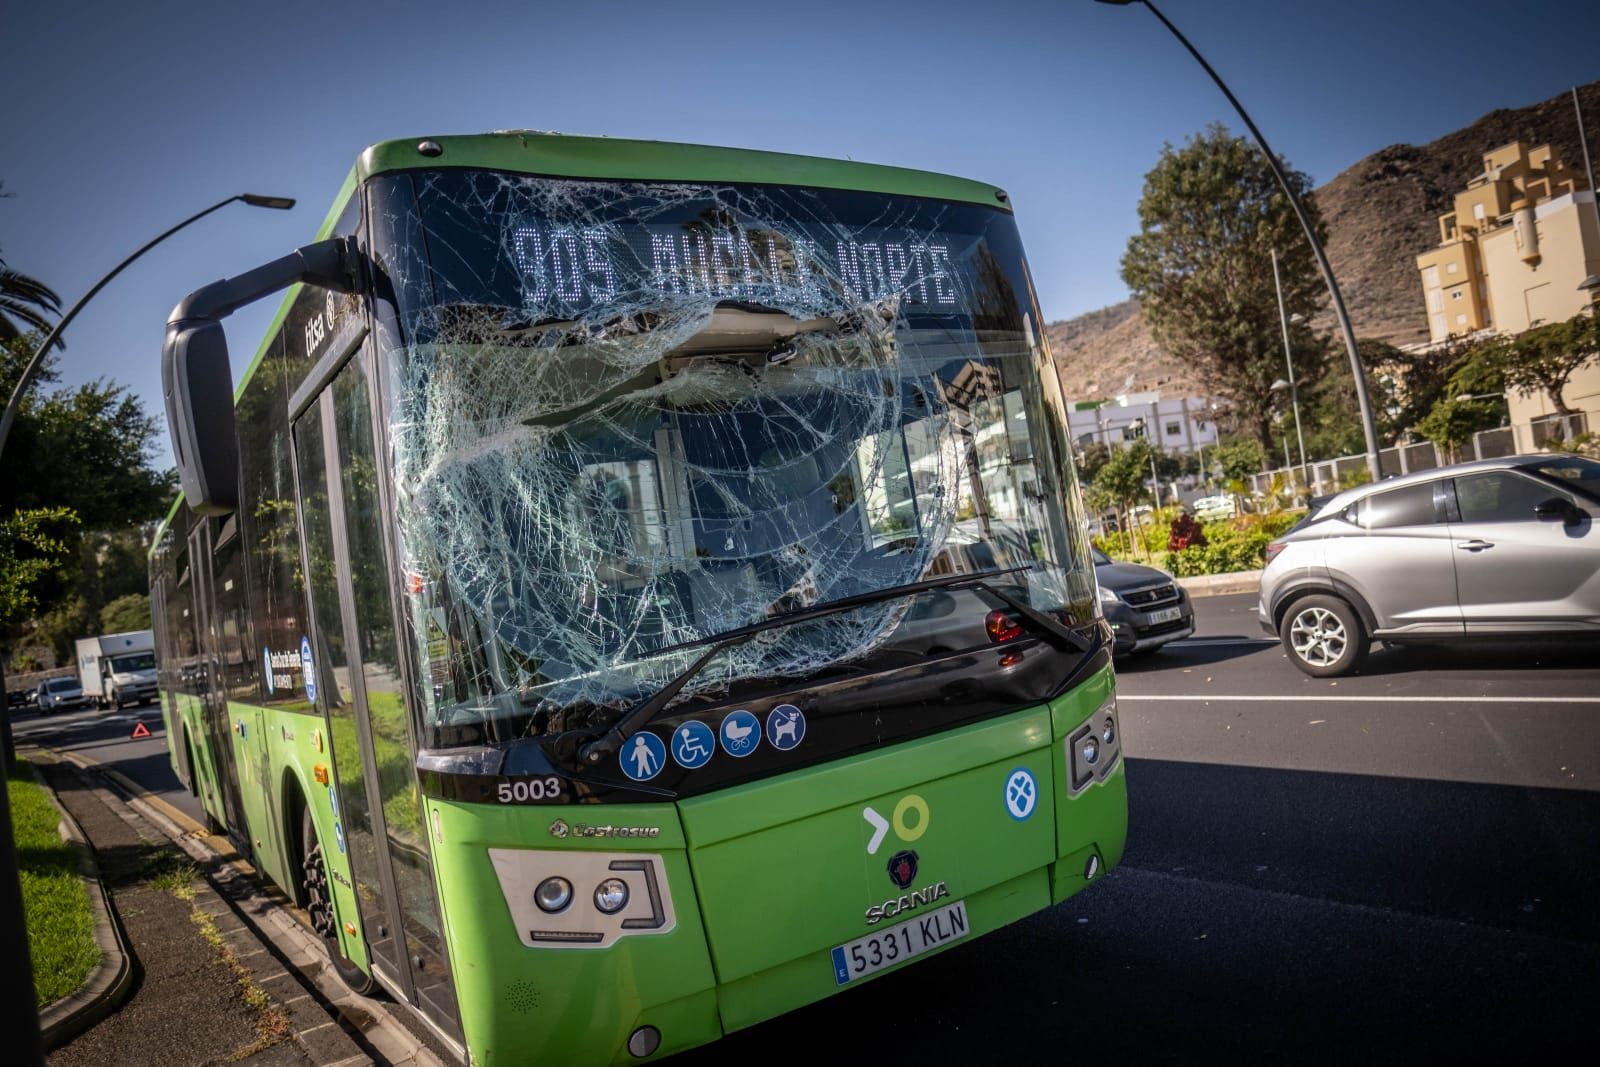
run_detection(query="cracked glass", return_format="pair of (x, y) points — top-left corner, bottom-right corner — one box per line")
(368, 170), (1095, 746)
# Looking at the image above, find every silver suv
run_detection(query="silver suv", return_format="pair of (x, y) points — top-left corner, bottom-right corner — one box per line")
(1258, 454), (1600, 676)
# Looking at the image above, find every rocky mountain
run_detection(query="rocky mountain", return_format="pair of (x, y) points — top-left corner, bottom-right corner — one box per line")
(1049, 80), (1600, 401)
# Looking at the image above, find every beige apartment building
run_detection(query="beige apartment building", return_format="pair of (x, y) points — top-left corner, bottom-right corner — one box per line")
(1415, 140), (1600, 446)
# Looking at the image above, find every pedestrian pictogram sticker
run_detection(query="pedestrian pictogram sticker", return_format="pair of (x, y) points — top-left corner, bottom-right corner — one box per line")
(130, 721), (151, 739)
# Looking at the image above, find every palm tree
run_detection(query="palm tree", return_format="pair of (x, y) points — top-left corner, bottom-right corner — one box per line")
(1, 181), (63, 346)
(0, 261), (61, 346)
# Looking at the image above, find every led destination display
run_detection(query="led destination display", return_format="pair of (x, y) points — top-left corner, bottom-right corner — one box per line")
(508, 220), (962, 316)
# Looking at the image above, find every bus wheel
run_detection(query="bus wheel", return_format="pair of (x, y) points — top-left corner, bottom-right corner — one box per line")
(300, 807), (377, 995)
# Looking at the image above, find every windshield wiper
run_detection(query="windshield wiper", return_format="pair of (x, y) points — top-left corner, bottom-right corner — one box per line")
(573, 564), (1089, 769)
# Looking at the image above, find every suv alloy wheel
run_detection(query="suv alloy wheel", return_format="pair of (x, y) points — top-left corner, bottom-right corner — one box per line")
(1279, 594), (1369, 677)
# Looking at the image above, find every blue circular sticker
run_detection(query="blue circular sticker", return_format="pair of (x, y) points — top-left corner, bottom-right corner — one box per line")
(300, 636), (316, 703)
(765, 705), (807, 751)
(262, 648), (275, 695)
(333, 821), (346, 854)
(1004, 767), (1038, 821)
(719, 710), (761, 757)
(621, 731), (667, 781)
(328, 784), (340, 819)
(671, 721), (716, 770)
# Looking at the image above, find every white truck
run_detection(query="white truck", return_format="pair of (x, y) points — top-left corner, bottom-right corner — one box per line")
(75, 630), (158, 710)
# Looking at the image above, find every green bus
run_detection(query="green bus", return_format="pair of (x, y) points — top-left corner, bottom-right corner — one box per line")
(150, 132), (1126, 1063)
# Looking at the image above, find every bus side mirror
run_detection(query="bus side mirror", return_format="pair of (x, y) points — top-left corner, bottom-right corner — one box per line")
(163, 318), (239, 516)
(161, 237), (360, 517)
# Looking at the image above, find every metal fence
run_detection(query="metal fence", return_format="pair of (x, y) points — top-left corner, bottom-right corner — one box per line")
(1243, 410), (1595, 500)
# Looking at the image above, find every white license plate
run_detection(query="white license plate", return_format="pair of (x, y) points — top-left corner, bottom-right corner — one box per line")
(1147, 606), (1182, 624)
(831, 900), (969, 985)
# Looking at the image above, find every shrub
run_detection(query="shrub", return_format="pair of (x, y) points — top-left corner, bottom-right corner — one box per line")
(1161, 511), (1302, 576)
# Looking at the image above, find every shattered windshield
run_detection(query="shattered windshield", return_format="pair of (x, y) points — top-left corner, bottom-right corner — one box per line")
(369, 170), (1095, 745)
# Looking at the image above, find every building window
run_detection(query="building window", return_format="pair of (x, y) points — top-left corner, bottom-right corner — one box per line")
(1446, 262), (1459, 275)
(1165, 421), (1180, 436)
(1474, 203), (1486, 221)
(1451, 289), (1463, 301)
(1455, 313), (1468, 325)
(1429, 290), (1443, 312)
(1431, 313), (1447, 336)
(1423, 266), (1440, 287)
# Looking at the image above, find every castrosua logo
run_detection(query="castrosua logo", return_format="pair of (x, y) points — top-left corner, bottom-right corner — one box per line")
(550, 819), (659, 839)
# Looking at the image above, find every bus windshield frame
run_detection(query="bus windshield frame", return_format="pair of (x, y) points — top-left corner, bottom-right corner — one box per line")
(366, 170), (1098, 751)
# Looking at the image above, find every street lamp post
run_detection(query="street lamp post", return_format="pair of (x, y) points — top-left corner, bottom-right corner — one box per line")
(1271, 249), (1310, 492)
(1094, 0), (1383, 483)
(0, 191), (294, 1067)
(0, 194), (294, 458)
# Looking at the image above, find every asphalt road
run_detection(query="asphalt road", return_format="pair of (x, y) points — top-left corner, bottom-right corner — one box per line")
(10, 699), (203, 824)
(11, 596), (1599, 1061)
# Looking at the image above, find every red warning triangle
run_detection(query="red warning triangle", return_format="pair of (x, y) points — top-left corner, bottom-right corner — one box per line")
(130, 721), (152, 739)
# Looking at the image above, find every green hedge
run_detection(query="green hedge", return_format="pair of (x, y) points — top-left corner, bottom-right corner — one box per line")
(1096, 510), (1302, 577)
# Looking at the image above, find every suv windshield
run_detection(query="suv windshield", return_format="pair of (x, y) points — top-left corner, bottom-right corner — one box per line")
(371, 171), (1096, 745)
(111, 653), (156, 672)
(1528, 456), (1600, 500)
(45, 678), (78, 692)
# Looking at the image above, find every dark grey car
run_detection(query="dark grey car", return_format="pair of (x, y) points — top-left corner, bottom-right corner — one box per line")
(1094, 548), (1195, 655)
(1258, 454), (1600, 676)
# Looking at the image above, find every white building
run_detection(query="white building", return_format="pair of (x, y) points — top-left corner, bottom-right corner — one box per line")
(1066, 392), (1221, 457)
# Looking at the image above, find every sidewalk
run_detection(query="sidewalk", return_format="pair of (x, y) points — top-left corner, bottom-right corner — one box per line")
(35, 760), (367, 1067)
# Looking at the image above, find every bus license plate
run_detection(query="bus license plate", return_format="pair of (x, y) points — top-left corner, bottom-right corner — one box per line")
(1147, 606), (1182, 624)
(831, 901), (969, 985)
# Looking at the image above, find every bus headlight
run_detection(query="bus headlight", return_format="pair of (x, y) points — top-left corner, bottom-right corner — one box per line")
(535, 876), (573, 913)
(1067, 696), (1122, 795)
(594, 878), (629, 914)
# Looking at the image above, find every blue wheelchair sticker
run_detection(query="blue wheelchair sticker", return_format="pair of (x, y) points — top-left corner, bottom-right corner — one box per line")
(672, 721), (716, 769)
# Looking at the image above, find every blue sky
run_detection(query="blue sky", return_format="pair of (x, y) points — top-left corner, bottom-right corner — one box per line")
(3, 0), (1597, 468)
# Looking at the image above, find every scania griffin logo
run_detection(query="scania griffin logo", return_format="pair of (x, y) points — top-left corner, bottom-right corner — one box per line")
(548, 819), (570, 838)
(887, 849), (919, 889)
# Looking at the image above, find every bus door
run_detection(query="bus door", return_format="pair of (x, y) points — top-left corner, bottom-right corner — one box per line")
(186, 521), (250, 843)
(292, 343), (461, 1039)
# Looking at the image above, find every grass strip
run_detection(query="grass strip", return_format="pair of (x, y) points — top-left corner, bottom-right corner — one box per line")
(9, 759), (100, 1006)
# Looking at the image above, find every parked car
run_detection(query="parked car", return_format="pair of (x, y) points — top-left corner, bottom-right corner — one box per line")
(1192, 494), (1238, 521)
(1094, 547), (1194, 655)
(1259, 454), (1600, 676)
(36, 676), (91, 714)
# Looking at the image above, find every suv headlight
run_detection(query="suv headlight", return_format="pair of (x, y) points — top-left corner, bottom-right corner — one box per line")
(1098, 586), (1120, 605)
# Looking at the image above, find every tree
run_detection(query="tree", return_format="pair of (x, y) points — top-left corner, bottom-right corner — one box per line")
(99, 593), (150, 634)
(1, 337), (175, 525)
(1415, 397), (1502, 461)
(1075, 440), (1112, 485)
(0, 507), (78, 630)
(1121, 125), (1332, 452)
(1412, 341), (1507, 460)
(2, 334), (174, 660)
(1366, 333), (1493, 442)
(1213, 437), (1266, 485)
(0, 183), (63, 344)
(1486, 313), (1600, 422)
(1093, 442), (1155, 559)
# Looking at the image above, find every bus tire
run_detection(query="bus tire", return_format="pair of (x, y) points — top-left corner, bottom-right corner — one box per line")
(301, 807), (377, 996)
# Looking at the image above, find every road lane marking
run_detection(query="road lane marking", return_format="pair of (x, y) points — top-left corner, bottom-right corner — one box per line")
(1118, 694), (1600, 703)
